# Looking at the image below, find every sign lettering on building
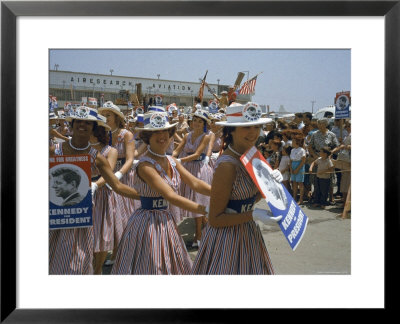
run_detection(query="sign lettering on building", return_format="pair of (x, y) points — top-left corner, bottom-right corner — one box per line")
(54, 71), (216, 95)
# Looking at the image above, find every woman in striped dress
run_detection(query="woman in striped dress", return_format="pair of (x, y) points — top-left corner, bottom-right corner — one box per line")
(191, 102), (283, 275)
(207, 113), (225, 169)
(49, 107), (140, 275)
(98, 101), (136, 263)
(111, 107), (211, 275)
(89, 115), (118, 274)
(173, 110), (213, 248)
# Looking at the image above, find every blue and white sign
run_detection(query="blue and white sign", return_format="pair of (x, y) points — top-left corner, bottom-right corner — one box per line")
(335, 92), (351, 119)
(241, 147), (308, 250)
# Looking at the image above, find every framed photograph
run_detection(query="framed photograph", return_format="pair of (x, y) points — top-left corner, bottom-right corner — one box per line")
(2, 0), (397, 321)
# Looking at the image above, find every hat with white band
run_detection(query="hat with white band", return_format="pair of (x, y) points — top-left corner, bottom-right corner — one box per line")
(65, 106), (105, 127)
(215, 102), (272, 127)
(134, 106), (177, 131)
(193, 109), (210, 124)
(98, 101), (126, 121)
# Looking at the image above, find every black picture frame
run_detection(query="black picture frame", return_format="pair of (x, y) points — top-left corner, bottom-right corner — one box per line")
(1, 0), (398, 322)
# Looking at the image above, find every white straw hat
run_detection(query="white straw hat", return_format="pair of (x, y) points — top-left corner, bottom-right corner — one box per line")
(134, 106), (177, 131)
(96, 114), (111, 131)
(98, 101), (125, 121)
(65, 106), (103, 126)
(193, 109), (210, 124)
(216, 102), (272, 127)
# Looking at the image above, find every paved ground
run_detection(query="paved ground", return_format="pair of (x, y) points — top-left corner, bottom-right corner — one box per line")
(103, 196), (350, 275)
(179, 198), (351, 275)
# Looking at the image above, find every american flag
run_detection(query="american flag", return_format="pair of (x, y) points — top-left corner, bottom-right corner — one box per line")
(88, 97), (97, 107)
(239, 76), (258, 95)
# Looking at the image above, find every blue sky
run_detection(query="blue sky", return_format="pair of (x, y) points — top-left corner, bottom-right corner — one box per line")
(50, 49), (350, 113)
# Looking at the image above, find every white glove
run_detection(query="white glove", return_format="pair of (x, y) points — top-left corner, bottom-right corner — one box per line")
(115, 171), (123, 180)
(271, 169), (283, 183)
(203, 156), (210, 165)
(177, 158), (181, 163)
(91, 182), (98, 196)
(106, 171), (123, 191)
(252, 208), (282, 225)
(211, 152), (219, 160)
(133, 160), (139, 167)
(225, 208), (237, 214)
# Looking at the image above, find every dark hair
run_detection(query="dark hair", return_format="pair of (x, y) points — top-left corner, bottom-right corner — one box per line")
(274, 132), (283, 140)
(310, 120), (318, 129)
(51, 167), (81, 187)
(271, 139), (282, 149)
(295, 112), (303, 118)
(288, 122), (298, 129)
(303, 112), (313, 120)
(292, 134), (305, 147)
(287, 129), (303, 139)
(277, 120), (289, 129)
(222, 126), (236, 150)
(139, 127), (176, 145)
(93, 126), (109, 145)
(281, 129), (292, 140)
(284, 146), (292, 155)
(321, 146), (331, 155)
(265, 129), (277, 142)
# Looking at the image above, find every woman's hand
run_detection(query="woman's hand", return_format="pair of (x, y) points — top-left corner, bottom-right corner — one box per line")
(252, 208), (282, 225)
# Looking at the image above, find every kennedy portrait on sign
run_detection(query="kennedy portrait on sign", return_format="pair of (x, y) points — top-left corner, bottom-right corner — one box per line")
(50, 167), (86, 206)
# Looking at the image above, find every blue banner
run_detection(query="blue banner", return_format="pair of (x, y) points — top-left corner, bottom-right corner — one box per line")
(49, 192), (92, 229)
(241, 147), (308, 251)
(267, 185), (308, 251)
(335, 92), (351, 119)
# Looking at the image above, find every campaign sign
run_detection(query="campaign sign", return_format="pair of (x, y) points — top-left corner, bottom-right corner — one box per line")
(335, 91), (351, 119)
(49, 155), (92, 230)
(241, 147), (308, 251)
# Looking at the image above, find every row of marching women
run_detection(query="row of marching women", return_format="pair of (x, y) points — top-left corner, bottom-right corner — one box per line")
(49, 100), (283, 275)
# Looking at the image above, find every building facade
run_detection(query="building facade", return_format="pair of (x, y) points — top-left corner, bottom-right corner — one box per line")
(49, 70), (251, 111)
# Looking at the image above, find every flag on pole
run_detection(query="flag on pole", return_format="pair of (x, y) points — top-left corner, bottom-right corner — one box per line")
(238, 76), (258, 95)
(88, 97), (97, 107)
(197, 70), (208, 103)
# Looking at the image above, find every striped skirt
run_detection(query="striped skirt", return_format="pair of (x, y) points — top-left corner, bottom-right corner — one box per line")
(49, 227), (94, 275)
(180, 161), (213, 218)
(191, 221), (275, 275)
(93, 186), (114, 252)
(110, 169), (137, 247)
(111, 209), (193, 275)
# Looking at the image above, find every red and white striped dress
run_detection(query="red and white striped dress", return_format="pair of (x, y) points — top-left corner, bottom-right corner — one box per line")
(191, 155), (275, 275)
(110, 129), (137, 246)
(92, 145), (115, 253)
(111, 156), (192, 275)
(179, 131), (213, 219)
(49, 143), (98, 275)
